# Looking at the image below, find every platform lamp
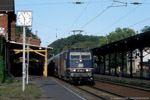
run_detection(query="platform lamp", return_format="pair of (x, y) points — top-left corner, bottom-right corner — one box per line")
(17, 11), (32, 92)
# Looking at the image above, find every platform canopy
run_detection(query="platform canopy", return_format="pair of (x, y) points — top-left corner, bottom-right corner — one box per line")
(8, 41), (53, 77)
(92, 31), (150, 55)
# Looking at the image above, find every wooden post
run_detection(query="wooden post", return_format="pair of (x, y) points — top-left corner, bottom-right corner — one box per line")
(43, 48), (47, 77)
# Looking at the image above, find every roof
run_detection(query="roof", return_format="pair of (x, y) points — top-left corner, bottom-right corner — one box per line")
(9, 41), (53, 50)
(92, 31), (150, 55)
(0, 0), (14, 13)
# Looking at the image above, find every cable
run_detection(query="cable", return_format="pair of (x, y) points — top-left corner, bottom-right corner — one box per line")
(14, 1), (112, 6)
(98, 6), (139, 34)
(97, 0), (146, 34)
(79, 2), (114, 30)
(15, 2), (71, 6)
(66, 0), (92, 34)
(128, 17), (150, 28)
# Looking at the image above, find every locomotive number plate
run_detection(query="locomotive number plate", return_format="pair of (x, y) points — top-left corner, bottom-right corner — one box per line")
(78, 63), (84, 67)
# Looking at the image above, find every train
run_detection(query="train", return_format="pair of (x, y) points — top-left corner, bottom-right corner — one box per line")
(48, 49), (94, 85)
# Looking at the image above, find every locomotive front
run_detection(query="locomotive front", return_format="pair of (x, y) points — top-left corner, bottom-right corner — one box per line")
(67, 50), (94, 84)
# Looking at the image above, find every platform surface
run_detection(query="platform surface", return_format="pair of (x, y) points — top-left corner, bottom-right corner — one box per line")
(31, 76), (85, 100)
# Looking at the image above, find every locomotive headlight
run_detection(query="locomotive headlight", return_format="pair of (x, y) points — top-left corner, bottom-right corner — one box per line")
(73, 69), (76, 72)
(86, 69), (89, 72)
(80, 59), (82, 62)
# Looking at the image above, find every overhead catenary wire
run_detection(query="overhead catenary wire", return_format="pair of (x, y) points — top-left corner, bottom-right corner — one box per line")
(13, 0), (112, 6)
(97, 0), (146, 34)
(128, 17), (150, 28)
(79, 2), (114, 30)
(66, 0), (92, 34)
(97, 6), (139, 34)
(16, 2), (71, 6)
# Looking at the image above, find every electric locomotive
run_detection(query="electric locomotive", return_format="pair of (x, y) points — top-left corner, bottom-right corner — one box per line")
(48, 49), (94, 84)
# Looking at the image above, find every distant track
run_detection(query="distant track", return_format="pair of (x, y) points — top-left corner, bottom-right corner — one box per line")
(75, 85), (136, 100)
(91, 86), (135, 100)
(95, 79), (150, 92)
(75, 86), (108, 100)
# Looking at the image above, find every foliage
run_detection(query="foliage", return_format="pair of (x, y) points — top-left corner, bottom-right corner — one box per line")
(15, 26), (37, 38)
(0, 37), (4, 83)
(106, 28), (136, 43)
(96, 77), (150, 87)
(0, 56), (4, 83)
(48, 34), (101, 58)
(48, 28), (136, 58)
(141, 26), (150, 33)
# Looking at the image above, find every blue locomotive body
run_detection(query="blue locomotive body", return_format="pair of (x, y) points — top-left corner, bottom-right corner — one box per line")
(48, 50), (94, 84)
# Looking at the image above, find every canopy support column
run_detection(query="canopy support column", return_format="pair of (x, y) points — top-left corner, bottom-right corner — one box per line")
(43, 48), (47, 77)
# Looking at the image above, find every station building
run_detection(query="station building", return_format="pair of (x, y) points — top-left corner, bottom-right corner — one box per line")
(0, 0), (52, 77)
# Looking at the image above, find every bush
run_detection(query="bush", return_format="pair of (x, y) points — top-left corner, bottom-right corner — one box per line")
(0, 56), (5, 83)
(4, 76), (13, 83)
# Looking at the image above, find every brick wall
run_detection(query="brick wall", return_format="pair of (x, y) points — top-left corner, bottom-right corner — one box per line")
(0, 13), (8, 39)
(0, 13), (16, 41)
(0, 13), (41, 46)
(10, 20), (15, 41)
(16, 35), (41, 46)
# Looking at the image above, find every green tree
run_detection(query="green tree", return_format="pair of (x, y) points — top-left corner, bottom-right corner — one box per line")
(47, 28), (136, 58)
(107, 28), (136, 43)
(98, 36), (108, 46)
(47, 34), (101, 58)
(141, 26), (150, 33)
(15, 26), (36, 38)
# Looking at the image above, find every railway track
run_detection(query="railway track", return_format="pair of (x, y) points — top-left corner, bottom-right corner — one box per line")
(76, 85), (136, 100)
(95, 79), (150, 92)
(51, 77), (141, 100)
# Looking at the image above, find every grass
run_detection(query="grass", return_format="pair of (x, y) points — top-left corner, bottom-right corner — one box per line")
(0, 81), (41, 100)
(97, 77), (150, 88)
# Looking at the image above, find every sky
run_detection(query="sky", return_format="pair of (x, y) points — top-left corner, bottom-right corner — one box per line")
(15, 0), (150, 47)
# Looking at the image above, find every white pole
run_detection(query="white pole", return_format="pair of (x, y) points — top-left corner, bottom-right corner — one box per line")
(27, 38), (30, 85)
(22, 27), (26, 91)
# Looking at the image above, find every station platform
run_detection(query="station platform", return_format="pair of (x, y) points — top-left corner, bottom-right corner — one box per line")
(30, 76), (86, 100)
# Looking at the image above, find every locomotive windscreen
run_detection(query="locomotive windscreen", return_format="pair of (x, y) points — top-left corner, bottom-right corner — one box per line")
(70, 52), (91, 60)
(69, 52), (92, 68)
